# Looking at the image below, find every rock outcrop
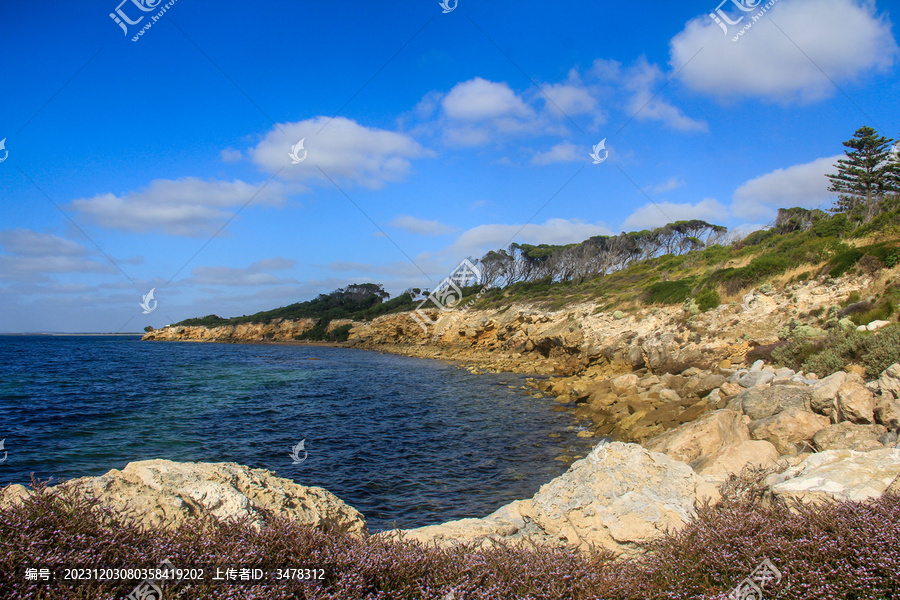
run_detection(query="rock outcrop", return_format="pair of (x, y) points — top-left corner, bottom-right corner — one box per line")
(2, 459), (366, 535)
(392, 442), (717, 556)
(766, 448), (900, 504)
(143, 318), (321, 342)
(642, 409), (749, 468)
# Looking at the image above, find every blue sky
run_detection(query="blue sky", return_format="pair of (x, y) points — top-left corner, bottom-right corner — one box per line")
(1, 0), (898, 332)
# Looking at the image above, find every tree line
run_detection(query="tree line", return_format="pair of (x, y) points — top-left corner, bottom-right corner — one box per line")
(474, 220), (728, 288)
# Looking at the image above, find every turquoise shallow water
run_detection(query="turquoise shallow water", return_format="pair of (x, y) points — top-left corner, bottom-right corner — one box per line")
(0, 336), (591, 530)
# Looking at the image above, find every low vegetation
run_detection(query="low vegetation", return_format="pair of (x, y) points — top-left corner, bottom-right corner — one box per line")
(175, 283), (421, 335)
(3, 472), (898, 599)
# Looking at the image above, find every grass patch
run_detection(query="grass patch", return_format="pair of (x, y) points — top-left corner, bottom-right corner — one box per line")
(645, 279), (694, 304)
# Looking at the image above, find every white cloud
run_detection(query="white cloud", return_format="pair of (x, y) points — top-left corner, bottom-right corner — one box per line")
(428, 78), (549, 147)
(0, 255), (117, 280)
(732, 155), (841, 220)
(0, 229), (88, 256)
(389, 215), (456, 236)
(670, 0), (898, 103)
(586, 57), (705, 132)
(323, 261), (374, 272)
(249, 116), (430, 188)
(646, 177), (685, 195)
(186, 258), (296, 287)
(0, 229), (119, 282)
(622, 198), (727, 230)
(623, 59), (708, 132)
(539, 80), (597, 117)
(449, 218), (612, 259)
(252, 257), (295, 271)
(220, 148), (242, 162)
(442, 77), (533, 121)
(70, 177), (288, 237)
(532, 141), (583, 165)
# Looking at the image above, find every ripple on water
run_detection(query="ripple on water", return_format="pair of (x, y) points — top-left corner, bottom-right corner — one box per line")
(0, 336), (595, 530)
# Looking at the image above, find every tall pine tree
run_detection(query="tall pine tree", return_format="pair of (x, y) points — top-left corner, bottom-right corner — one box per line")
(826, 125), (899, 221)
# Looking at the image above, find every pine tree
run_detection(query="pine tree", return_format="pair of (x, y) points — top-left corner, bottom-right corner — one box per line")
(826, 125), (899, 221)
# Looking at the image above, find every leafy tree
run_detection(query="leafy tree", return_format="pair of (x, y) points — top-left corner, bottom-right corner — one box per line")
(826, 126), (899, 221)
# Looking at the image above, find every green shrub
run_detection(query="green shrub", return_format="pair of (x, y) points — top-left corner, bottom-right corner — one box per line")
(645, 279), (693, 304)
(850, 299), (894, 326)
(330, 324), (353, 342)
(826, 248), (865, 278)
(795, 325), (900, 377)
(861, 325), (900, 377)
(810, 213), (850, 238)
(297, 321), (354, 342)
(800, 328), (866, 376)
(741, 228), (778, 247)
(694, 288), (721, 312)
(176, 314), (228, 327)
(887, 249), (900, 268)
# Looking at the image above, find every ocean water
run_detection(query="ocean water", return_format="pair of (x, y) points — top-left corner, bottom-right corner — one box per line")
(0, 336), (592, 530)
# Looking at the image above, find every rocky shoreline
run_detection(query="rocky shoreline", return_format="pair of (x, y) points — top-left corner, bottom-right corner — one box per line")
(143, 274), (887, 445)
(99, 274), (900, 554)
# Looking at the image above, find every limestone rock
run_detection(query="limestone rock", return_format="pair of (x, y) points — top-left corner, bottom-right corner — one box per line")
(874, 394), (900, 429)
(692, 374), (727, 397)
(610, 373), (640, 396)
(0, 484), (31, 509)
(835, 382), (875, 424)
(738, 371), (774, 388)
(734, 385), (812, 421)
(809, 371), (846, 417)
(21, 460), (367, 534)
(643, 409), (749, 468)
(875, 363), (900, 399)
(767, 448), (900, 504)
(866, 320), (892, 331)
(696, 440), (780, 485)
(811, 422), (888, 452)
(748, 408), (830, 455)
(395, 442), (714, 556)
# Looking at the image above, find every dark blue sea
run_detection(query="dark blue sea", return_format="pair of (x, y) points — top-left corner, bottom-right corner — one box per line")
(0, 336), (591, 531)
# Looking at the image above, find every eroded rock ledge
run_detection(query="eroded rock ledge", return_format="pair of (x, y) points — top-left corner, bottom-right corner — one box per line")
(1, 459), (366, 536)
